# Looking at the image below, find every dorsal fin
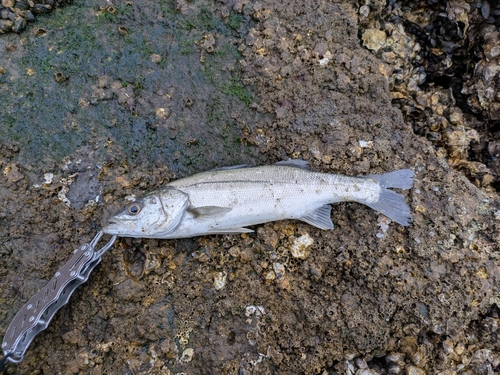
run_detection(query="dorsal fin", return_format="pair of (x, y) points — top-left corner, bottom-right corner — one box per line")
(274, 159), (310, 170)
(210, 164), (250, 171)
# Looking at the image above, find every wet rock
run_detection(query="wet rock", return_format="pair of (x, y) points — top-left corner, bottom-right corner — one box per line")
(256, 226), (278, 249)
(405, 365), (425, 375)
(377, 1), (500, 188)
(67, 170), (101, 209)
(61, 329), (86, 346)
(32, 3), (51, 13)
(0, 8), (10, 19)
(15, 0), (28, 10)
(0, 19), (13, 32)
(357, 369), (379, 375)
(113, 278), (145, 302)
(24, 9), (34, 21)
(3, 163), (24, 183)
(202, 33), (216, 53)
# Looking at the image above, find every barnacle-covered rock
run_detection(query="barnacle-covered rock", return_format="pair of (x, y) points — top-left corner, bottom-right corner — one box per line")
(0, 1), (498, 374)
(357, 0), (500, 189)
(463, 57), (500, 120)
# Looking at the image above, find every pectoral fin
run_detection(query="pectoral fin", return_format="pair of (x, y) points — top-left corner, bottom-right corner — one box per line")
(189, 206), (232, 218)
(300, 205), (334, 230)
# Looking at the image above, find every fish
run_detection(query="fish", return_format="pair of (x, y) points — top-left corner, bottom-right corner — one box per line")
(102, 159), (414, 239)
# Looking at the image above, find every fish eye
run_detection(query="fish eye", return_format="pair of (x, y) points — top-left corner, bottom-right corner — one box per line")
(127, 203), (142, 215)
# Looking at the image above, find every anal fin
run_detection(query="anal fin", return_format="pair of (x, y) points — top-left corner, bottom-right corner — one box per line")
(206, 227), (254, 234)
(300, 205), (334, 230)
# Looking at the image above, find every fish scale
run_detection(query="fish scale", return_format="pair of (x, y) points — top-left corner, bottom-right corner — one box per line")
(172, 169), (372, 214)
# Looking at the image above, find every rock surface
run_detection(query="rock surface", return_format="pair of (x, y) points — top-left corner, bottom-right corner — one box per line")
(0, 0), (498, 374)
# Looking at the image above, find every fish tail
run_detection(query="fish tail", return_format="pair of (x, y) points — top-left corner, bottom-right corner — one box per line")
(362, 169), (414, 226)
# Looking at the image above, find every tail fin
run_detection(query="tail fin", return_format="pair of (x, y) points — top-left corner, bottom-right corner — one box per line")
(362, 169), (414, 226)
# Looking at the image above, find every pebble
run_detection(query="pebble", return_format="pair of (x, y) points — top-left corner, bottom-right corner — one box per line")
(405, 365), (425, 375)
(273, 262), (285, 280)
(179, 348), (194, 363)
(43, 172), (54, 184)
(361, 29), (386, 52)
(213, 271), (226, 290)
(357, 369), (379, 375)
(354, 357), (368, 368)
(289, 233), (314, 259)
(150, 53), (162, 63)
(359, 5), (370, 17)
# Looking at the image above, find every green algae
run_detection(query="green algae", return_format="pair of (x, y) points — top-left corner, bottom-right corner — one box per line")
(0, 0), (262, 172)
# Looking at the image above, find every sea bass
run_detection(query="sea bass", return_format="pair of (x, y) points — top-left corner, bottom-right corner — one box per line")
(102, 160), (414, 239)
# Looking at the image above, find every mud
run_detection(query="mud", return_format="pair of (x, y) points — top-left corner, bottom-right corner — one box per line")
(0, 0), (499, 374)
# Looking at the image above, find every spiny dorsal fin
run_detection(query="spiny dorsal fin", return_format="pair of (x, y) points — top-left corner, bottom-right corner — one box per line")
(210, 164), (250, 171)
(211, 159), (310, 171)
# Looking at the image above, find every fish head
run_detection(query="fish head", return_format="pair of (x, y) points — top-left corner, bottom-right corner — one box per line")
(102, 187), (189, 238)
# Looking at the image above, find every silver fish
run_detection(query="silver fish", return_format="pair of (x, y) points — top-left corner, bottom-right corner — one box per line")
(102, 160), (414, 239)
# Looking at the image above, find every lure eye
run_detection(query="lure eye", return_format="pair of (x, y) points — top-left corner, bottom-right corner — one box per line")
(127, 203), (142, 215)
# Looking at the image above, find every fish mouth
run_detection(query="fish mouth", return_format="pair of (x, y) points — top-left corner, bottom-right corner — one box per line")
(101, 201), (126, 228)
(101, 219), (123, 235)
(101, 218), (123, 235)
